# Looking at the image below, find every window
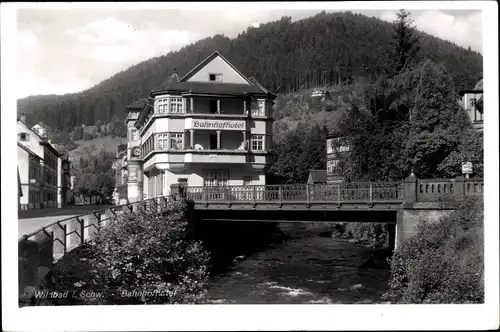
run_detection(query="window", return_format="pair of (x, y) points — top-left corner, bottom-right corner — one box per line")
(327, 160), (340, 175)
(178, 178), (188, 186)
(210, 100), (218, 114)
(141, 134), (155, 156)
(157, 98), (169, 114)
(156, 133), (168, 150)
(209, 133), (218, 149)
(203, 170), (228, 186)
(243, 176), (253, 186)
(170, 97), (184, 113)
(209, 73), (222, 82)
(130, 129), (138, 141)
(170, 133), (183, 150)
(251, 100), (265, 116)
(19, 133), (30, 141)
(251, 135), (264, 151)
(203, 171), (217, 187)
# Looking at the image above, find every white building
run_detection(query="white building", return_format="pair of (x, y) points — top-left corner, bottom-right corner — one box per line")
(326, 136), (350, 183)
(17, 114), (69, 210)
(459, 78), (483, 132)
(123, 51), (277, 202)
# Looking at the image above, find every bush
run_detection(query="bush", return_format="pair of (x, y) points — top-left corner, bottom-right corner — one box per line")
(42, 199), (210, 305)
(344, 223), (388, 248)
(332, 222), (388, 249)
(388, 196), (484, 303)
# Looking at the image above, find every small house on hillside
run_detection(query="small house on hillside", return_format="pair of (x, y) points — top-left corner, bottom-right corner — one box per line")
(311, 89), (331, 101)
(31, 121), (51, 138)
(307, 169), (327, 185)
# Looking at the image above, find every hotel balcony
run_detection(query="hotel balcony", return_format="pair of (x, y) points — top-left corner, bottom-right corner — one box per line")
(137, 95), (272, 134)
(140, 129), (270, 172)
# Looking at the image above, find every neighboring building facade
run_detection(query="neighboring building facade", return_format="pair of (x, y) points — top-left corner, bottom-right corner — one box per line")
(459, 78), (483, 132)
(18, 142), (43, 210)
(326, 136), (350, 183)
(17, 114), (71, 210)
(60, 157), (75, 207)
(112, 143), (129, 205)
(120, 51), (277, 202)
(31, 121), (51, 138)
(40, 141), (62, 208)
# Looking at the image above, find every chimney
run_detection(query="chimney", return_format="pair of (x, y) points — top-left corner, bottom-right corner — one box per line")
(20, 113), (26, 123)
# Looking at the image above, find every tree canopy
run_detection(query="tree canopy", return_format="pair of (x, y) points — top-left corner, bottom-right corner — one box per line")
(74, 145), (116, 203)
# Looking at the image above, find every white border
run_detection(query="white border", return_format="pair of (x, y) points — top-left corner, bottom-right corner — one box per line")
(2, 2), (499, 331)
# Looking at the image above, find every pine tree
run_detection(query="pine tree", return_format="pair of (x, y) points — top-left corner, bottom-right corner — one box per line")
(405, 61), (472, 177)
(387, 9), (420, 77)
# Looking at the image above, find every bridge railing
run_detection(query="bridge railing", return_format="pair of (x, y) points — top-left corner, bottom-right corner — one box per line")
(185, 182), (404, 203)
(416, 177), (484, 202)
(18, 195), (176, 302)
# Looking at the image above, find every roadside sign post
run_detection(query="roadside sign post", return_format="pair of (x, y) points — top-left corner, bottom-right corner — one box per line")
(462, 162), (473, 179)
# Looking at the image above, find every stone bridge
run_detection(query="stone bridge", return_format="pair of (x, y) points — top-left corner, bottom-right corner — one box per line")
(18, 175), (483, 304)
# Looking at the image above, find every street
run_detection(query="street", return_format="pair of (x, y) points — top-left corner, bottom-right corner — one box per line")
(18, 205), (111, 239)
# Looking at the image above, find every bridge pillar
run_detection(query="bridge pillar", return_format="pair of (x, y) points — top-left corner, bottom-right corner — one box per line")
(396, 202), (456, 250)
(403, 173), (417, 203)
(387, 223), (396, 251)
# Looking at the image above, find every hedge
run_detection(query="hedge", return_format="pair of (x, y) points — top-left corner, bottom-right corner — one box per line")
(41, 199), (210, 305)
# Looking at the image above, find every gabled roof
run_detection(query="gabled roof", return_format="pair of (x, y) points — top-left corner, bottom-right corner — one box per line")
(473, 78), (483, 91)
(151, 80), (272, 96)
(178, 51), (253, 84)
(18, 119), (44, 141)
(126, 98), (149, 111)
(308, 170), (327, 184)
(17, 141), (42, 159)
(151, 51), (275, 98)
(459, 78), (484, 96)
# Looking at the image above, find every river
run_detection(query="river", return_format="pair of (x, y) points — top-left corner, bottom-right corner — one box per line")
(202, 233), (392, 304)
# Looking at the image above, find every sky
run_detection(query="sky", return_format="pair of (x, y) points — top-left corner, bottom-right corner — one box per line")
(14, 4), (483, 99)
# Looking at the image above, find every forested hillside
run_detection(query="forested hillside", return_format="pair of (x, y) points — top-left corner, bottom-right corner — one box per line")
(17, 11), (482, 132)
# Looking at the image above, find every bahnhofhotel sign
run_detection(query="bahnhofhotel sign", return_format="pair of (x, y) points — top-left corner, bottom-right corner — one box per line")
(186, 118), (246, 131)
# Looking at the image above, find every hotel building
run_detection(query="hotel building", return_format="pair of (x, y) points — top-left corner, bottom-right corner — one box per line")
(122, 51), (277, 202)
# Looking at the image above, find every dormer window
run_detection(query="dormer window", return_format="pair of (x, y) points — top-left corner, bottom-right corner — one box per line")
(209, 73), (222, 82)
(19, 133), (30, 141)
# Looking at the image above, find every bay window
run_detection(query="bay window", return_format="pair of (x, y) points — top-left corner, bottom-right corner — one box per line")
(170, 97), (184, 113)
(156, 133), (168, 150)
(251, 100), (265, 116)
(157, 98), (169, 114)
(251, 135), (264, 151)
(170, 133), (183, 150)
